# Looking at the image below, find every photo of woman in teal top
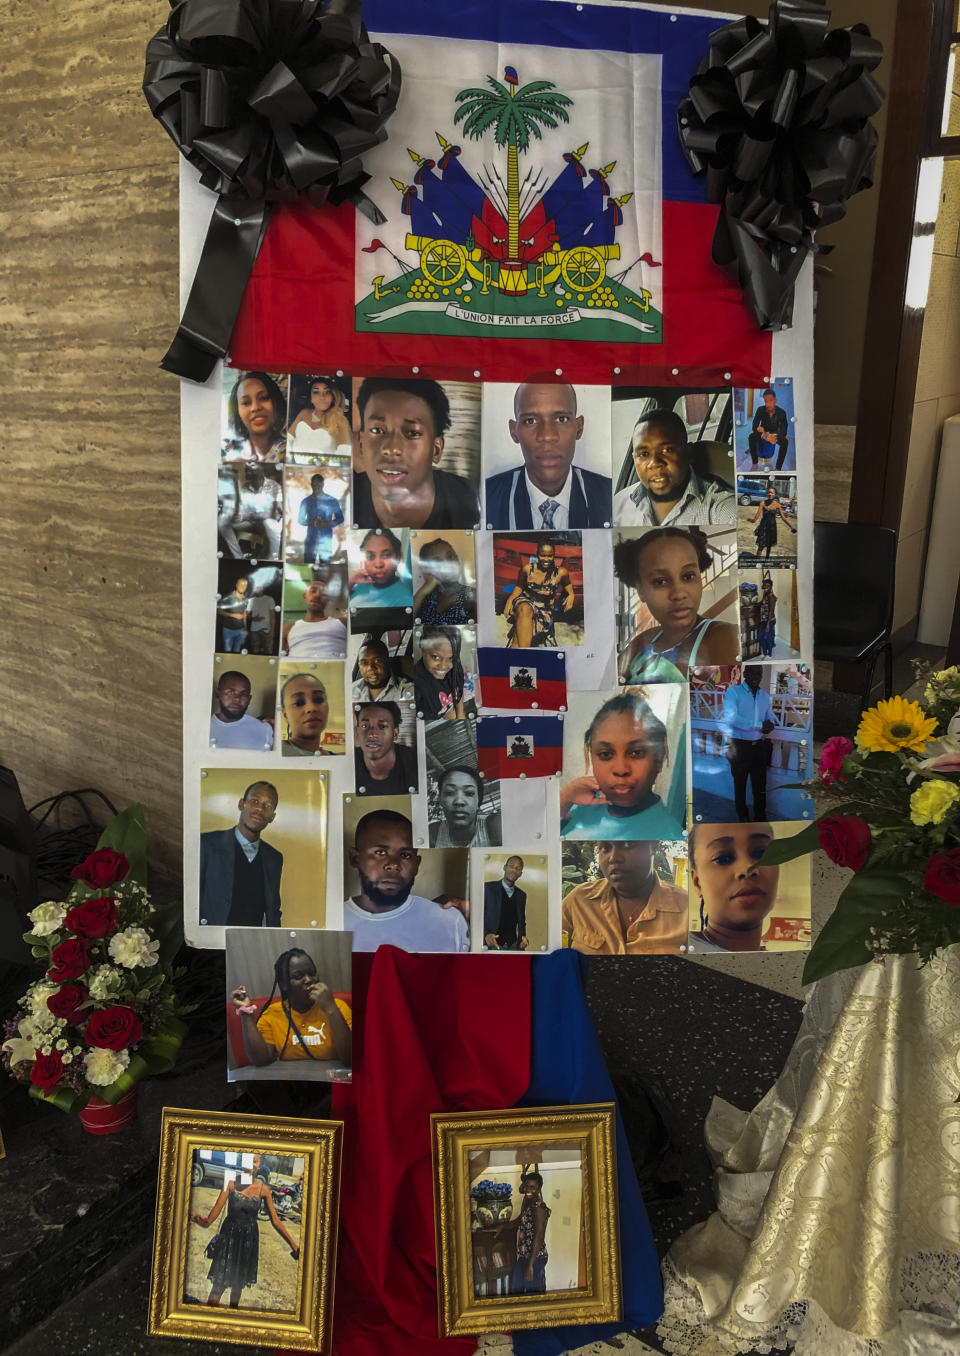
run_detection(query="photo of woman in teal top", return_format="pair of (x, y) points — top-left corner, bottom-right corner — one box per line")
(613, 527), (740, 682)
(348, 527), (413, 614)
(560, 691), (686, 840)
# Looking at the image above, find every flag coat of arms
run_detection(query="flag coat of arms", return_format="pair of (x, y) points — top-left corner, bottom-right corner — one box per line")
(229, 0), (773, 384)
(477, 714), (564, 780)
(477, 647), (567, 710)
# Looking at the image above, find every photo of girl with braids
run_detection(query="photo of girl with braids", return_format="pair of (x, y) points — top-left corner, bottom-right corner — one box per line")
(613, 526), (740, 682)
(226, 931), (352, 1080)
(414, 625), (468, 721)
(560, 688), (687, 841)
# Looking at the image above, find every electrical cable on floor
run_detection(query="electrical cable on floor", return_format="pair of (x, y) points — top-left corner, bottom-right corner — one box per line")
(29, 788), (120, 886)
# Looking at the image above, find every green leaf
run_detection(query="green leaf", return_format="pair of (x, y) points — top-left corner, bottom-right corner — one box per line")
(29, 1083), (84, 1116)
(756, 820), (822, 866)
(96, 803), (148, 890)
(800, 873), (910, 985)
(835, 869), (910, 902)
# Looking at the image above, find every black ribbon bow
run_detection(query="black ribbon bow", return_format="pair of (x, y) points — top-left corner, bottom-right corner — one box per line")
(143, 0), (401, 381)
(677, 0), (884, 331)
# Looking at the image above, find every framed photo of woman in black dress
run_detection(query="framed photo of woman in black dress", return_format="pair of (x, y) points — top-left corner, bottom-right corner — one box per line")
(148, 1108), (341, 1351)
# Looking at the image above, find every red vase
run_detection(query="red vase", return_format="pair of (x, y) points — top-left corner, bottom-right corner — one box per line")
(78, 1084), (139, 1135)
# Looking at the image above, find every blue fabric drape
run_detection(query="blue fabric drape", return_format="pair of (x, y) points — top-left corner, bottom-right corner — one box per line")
(513, 949), (663, 1353)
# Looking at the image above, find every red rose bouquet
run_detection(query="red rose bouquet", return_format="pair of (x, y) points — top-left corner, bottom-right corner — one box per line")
(762, 666), (960, 983)
(1, 805), (189, 1114)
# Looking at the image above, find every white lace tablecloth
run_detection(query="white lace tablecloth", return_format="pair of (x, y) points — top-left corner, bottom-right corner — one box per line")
(656, 948), (960, 1354)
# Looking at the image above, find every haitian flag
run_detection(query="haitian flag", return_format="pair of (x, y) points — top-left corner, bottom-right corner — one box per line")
(477, 714), (563, 780)
(477, 647), (567, 711)
(229, 0), (774, 386)
(330, 948), (663, 1356)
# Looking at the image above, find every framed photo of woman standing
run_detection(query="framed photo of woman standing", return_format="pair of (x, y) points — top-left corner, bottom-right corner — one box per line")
(431, 1104), (620, 1336)
(148, 1108), (341, 1351)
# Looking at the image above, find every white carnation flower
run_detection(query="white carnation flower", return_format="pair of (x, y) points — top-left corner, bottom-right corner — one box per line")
(84, 1046), (131, 1087)
(26, 981), (59, 1015)
(27, 901), (68, 936)
(108, 927), (160, 969)
(88, 964), (123, 999)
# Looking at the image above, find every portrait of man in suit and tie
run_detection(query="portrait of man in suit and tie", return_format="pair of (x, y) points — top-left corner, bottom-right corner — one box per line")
(199, 780), (284, 928)
(483, 855), (529, 951)
(484, 382), (612, 530)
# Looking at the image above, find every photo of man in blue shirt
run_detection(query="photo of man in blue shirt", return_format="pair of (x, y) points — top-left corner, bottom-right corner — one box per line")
(721, 666), (776, 821)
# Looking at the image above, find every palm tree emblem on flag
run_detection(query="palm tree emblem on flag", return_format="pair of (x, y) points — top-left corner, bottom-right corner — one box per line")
(355, 63), (662, 339)
(454, 68), (572, 265)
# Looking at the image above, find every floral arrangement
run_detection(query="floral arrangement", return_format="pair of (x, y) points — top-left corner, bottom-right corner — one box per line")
(471, 1179), (514, 1202)
(764, 669), (960, 983)
(2, 806), (189, 1113)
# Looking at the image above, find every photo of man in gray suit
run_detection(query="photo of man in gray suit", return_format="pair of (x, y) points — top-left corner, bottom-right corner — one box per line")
(199, 781), (283, 927)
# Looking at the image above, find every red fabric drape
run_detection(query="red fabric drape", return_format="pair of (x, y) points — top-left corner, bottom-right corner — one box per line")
(293, 947), (532, 1356)
(230, 199), (772, 386)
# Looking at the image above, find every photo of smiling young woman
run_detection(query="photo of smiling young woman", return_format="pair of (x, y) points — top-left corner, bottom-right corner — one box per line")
(413, 625), (477, 722)
(287, 373), (353, 457)
(221, 370), (288, 465)
(560, 686), (687, 841)
(687, 821), (811, 952)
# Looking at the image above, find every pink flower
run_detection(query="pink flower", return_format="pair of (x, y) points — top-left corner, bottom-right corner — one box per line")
(818, 736), (855, 785)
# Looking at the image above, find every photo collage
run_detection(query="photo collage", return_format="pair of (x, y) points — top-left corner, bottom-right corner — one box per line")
(196, 371), (813, 963)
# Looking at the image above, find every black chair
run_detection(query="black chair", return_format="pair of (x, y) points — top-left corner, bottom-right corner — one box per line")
(813, 521), (896, 711)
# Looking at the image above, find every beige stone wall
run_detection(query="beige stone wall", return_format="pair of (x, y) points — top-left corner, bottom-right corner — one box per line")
(1, 2), (182, 871)
(642, 0), (897, 426)
(896, 151), (960, 633)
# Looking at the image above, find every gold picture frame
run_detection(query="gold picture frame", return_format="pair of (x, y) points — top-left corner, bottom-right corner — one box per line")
(431, 1103), (621, 1336)
(148, 1107), (342, 1351)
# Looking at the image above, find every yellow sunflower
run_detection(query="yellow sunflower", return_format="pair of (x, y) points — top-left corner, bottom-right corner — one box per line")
(857, 695), (938, 754)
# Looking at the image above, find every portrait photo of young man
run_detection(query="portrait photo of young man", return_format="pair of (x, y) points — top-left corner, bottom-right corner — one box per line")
(352, 376), (480, 530)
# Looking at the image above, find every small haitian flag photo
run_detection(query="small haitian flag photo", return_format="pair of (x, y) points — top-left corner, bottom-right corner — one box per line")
(477, 647), (567, 711)
(477, 714), (564, 780)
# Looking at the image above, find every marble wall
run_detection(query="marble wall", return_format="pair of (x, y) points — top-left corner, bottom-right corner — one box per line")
(897, 150), (960, 634)
(1, 1), (182, 870)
